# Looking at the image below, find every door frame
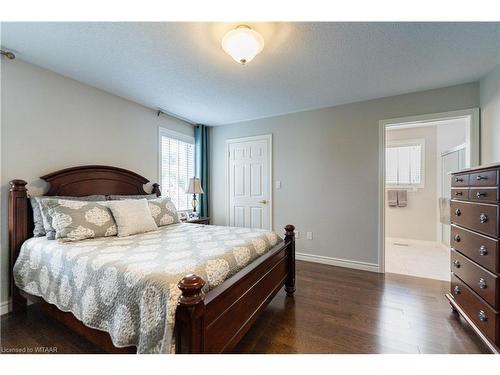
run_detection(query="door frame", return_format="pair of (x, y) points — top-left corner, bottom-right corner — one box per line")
(225, 134), (273, 229)
(439, 143), (467, 246)
(378, 108), (480, 273)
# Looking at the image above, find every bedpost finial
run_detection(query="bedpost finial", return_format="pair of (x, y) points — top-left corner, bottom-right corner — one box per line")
(151, 183), (161, 197)
(178, 274), (206, 306)
(9, 179), (28, 192)
(285, 224), (295, 237)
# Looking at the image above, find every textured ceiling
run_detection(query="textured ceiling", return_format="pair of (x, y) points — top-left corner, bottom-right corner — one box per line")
(2, 22), (499, 125)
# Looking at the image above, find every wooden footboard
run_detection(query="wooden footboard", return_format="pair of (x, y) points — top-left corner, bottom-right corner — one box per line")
(175, 225), (295, 353)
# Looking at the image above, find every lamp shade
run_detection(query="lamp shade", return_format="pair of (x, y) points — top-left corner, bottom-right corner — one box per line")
(186, 177), (204, 194)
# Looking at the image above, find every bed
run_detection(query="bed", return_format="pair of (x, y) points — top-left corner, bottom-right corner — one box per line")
(8, 165), (296, 354)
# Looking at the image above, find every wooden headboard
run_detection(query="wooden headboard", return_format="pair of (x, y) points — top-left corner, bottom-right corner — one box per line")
(8, 165), (160, 312)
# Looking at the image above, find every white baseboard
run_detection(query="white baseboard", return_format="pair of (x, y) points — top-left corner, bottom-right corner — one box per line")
(296, 252), (380, 273)
(0, 299), (11, 315)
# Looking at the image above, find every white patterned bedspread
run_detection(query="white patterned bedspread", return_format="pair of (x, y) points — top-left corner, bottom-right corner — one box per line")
(13, 223), (282, 353)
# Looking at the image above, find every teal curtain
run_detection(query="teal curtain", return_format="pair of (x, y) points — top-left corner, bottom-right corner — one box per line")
(195, 124), (209, 217)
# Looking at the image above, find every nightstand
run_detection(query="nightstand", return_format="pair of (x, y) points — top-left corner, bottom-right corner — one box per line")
(183, 217), (210, 225)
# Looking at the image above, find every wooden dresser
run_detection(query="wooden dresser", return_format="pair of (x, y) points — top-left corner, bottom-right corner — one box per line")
(447, 163), (500, 353)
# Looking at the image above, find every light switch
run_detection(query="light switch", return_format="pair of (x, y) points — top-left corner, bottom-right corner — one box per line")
(275, 181), (282, 189)
(295, 231), (300, 239)
(307, 231), (313, 240)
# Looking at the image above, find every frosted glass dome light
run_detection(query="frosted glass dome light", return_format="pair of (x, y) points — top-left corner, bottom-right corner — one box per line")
(222, 25), (265, 65)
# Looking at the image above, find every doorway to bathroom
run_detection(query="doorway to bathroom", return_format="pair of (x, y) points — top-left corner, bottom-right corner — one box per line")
(379, 109), (479, 280)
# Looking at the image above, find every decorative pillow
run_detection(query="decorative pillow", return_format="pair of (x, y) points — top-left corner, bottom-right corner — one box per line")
(107, 194), (157, 200)
(35, 195), (106, 238)
(43, 200), (117, 242)
(147, 197), (180, 227)
(30, 197), (46, 237)
(106, 199), (159, 237)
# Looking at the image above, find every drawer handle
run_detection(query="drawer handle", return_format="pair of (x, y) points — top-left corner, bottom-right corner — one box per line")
(479, 278), (487, 289)
(476, 192), (487, 198)
(479, 213), (488, 223)
(455, 177), (464, 182)
(453, 285), (460, 294)
(478, 310), (488, 322)
(455, 209), (461, 216)
(453, 260), (461, 268)
(476, 175), (488, 181)
(479, 245), (488, 256)
(454, 234), (461, 242)
(455, 191), (463, 196)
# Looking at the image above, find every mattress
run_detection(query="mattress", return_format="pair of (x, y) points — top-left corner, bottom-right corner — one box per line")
(13, 223), (282, 353)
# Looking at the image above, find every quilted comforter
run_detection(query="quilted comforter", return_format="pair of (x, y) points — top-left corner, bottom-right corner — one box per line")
(13, 223), (282, 353)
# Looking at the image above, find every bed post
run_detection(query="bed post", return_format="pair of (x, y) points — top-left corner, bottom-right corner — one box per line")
(151, 183), (161, 197)
(175, 274), (206, 353)
(8, 179), (29, 314)
(284, 224), (296, 297)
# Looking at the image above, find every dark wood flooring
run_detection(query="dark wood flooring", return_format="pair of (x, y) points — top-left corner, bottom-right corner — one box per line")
(0, 261), (490, 354)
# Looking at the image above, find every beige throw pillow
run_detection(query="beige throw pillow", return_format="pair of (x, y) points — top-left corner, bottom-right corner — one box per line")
(107, 199), (159, 237)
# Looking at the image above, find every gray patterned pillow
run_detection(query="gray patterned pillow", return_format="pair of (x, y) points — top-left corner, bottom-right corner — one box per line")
(147, 197), (180, 227)
(30, 197), (46, 237)
(107, 194), (157, 200)
(44, 199), (118, 242)
(35, 195), (106, 238)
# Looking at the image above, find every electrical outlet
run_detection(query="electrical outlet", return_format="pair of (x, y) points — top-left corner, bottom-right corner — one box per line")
(295, 231), (300, 239)
(307, 231), (313, 240)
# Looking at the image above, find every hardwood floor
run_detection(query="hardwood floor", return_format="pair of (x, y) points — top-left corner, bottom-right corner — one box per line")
(0, 261), (490, 354)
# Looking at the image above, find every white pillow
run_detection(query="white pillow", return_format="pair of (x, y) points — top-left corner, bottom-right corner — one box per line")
(107, 199), (158, 237)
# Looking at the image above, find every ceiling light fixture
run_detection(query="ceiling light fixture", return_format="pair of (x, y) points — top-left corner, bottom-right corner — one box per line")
(222, 25), (264, 65)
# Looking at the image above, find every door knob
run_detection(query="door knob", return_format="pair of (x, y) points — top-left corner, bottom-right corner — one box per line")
(258, 200), (268, 204)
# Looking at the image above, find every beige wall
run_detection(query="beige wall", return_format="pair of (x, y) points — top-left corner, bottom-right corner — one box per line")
(480, 64), (500, 164)
(385, 126), (437, 242)
(0, 59), (194, 306)
(210, 83), (480, 269)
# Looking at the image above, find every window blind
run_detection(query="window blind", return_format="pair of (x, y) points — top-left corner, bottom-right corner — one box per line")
(161, 133), (194, 211)
(385, 143), (422, 186)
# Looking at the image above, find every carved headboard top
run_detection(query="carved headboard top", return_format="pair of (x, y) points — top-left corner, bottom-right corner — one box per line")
(39, 165), (160, 197)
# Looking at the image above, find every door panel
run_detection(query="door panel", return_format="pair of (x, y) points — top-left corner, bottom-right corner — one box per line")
(228, 136), (271, 229)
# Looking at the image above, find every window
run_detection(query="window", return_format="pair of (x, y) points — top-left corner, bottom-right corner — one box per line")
(159, 128), (195, 211)
(385, 139), (425, 188)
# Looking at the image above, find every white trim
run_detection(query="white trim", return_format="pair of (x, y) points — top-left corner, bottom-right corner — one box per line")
(378, 108), (480, 274)
(296, 252), (380, 273)
(1, 299), (11, 316)
(225, 134), (273, 230)
(158, 127), (195, 144)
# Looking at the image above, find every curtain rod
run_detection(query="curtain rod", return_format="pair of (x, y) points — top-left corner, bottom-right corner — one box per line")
(157, 108), (196, 125)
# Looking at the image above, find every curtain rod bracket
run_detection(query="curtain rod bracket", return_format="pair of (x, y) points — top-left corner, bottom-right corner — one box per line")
(1, 49), (16, 60)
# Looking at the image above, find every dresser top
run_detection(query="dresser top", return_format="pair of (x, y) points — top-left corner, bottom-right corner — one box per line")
(451, 162), (500, 175)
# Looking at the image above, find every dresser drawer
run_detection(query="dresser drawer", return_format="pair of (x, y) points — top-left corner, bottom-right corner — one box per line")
(451, 200), (499, 237)
(470, 187), (499, 204)
(451, 225), (499, 274)
(451, 173), (469, 187)
(470, 170), (499, 187)
(451, 188), (469, 201)
(451, 249), (499, 309)
(451, 273), (499, 343)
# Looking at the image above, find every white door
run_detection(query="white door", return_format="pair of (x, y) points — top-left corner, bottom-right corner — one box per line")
(227, 135), (272, 229)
